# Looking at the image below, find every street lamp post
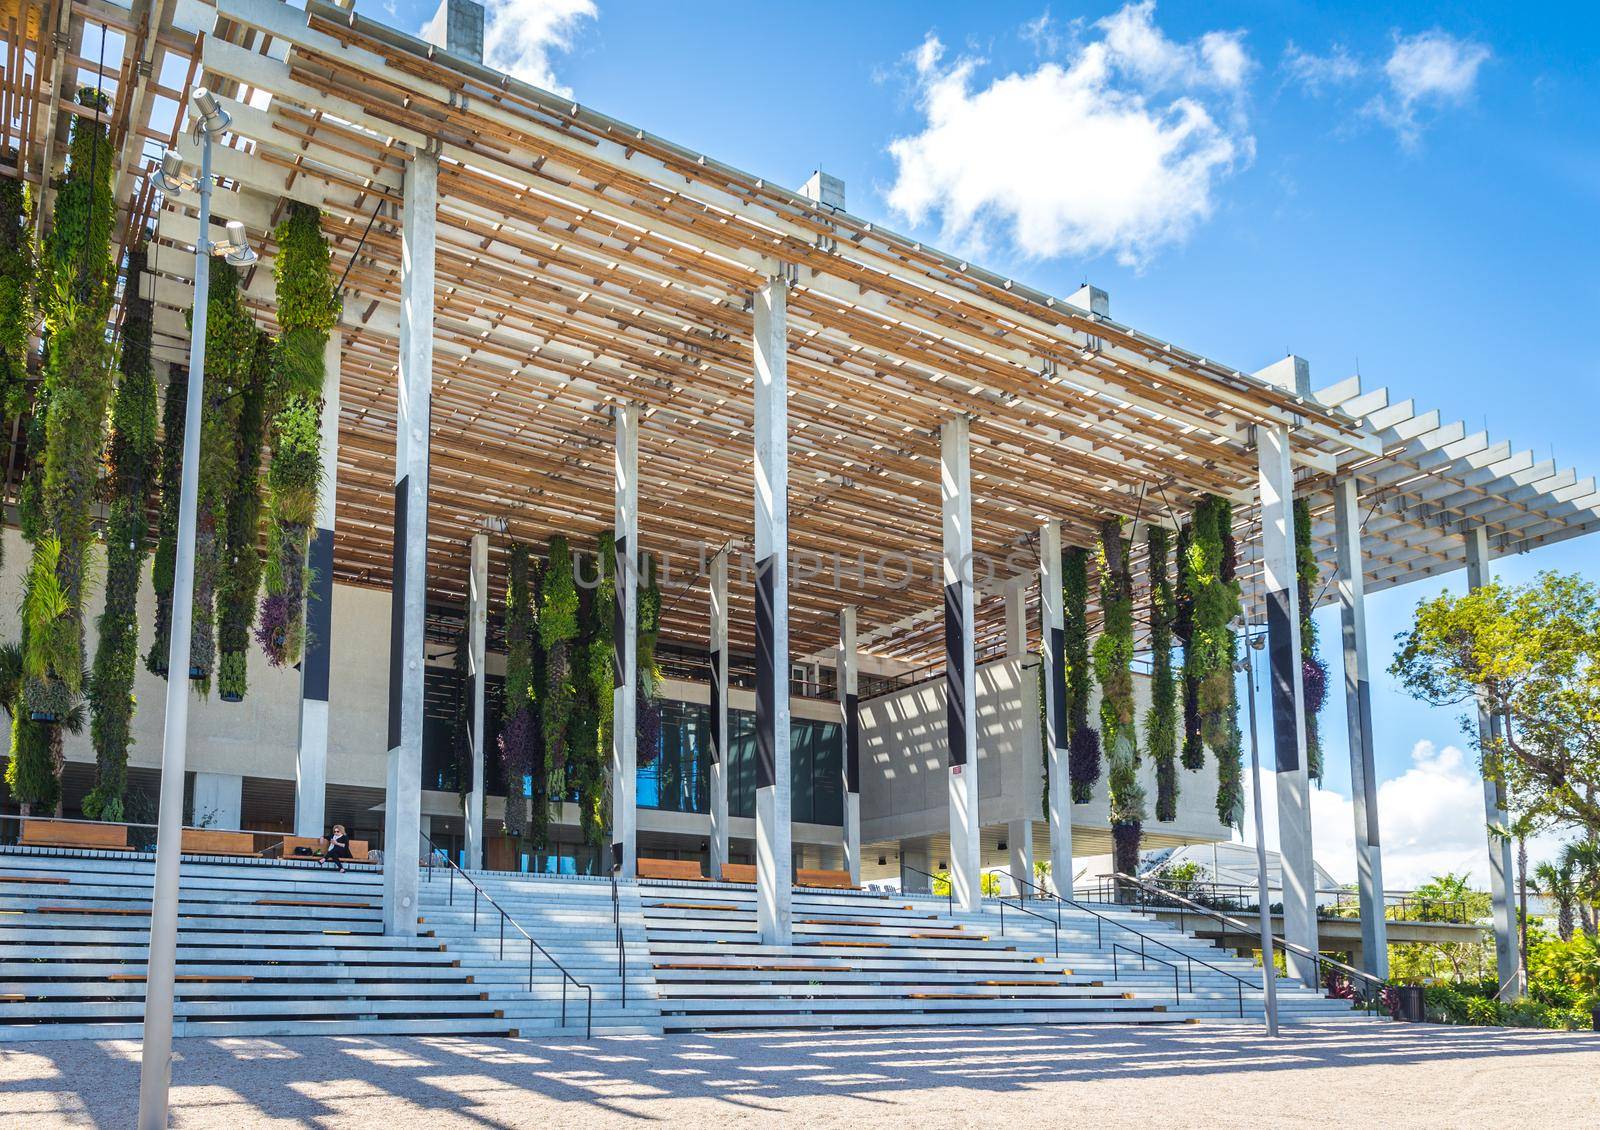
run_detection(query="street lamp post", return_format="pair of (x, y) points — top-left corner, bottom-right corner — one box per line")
(137, 88), (256, 1130)
(1241, 628), (1280, 1036)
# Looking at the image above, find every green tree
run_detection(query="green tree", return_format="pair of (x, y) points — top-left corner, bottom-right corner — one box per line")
(1391, 571), (1600, 840)
(1534, 855), (1577, 942)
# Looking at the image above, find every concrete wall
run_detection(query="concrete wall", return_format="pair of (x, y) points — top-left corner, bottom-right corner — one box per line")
(858, 654), (1231, 846)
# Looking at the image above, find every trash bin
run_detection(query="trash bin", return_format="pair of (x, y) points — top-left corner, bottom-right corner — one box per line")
(1591, 1006), (1599, 1032)
(1396, 985), (1426, 1023)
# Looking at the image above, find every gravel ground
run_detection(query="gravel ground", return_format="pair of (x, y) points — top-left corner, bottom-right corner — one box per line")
(2, 1021), (1596, 1129)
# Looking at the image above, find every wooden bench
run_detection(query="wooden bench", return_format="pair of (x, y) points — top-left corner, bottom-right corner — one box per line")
(718, 863), (757, 884)
(637, 857), (705, 882)
(796, 868), (856, 890)
(179, 829), (256, 856)
(277, 835), (372, 862)
(19, 819), (129, 851)
(0, 874), (70, 884)
(255, 899), (373, 910)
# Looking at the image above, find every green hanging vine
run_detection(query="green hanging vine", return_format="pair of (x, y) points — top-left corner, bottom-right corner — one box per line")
(18, 88), (116, 734)
(452, 623), (472, 809)
(0, 155), (32, 566)
(258, 202), (339, 667)
(1063, 544), (1100, 803)
(636, 550), (663, 766)
(145, 366), (186, 676)
(1295, 497), (1327, 781)
(1095, 517), (1142, 877)
(1185, 494), (1244, 826)
(574, 532), (615, 853)
(1146, 525), (1179, 823)
(216, 330), (272, 701)
(499, 542), (546, 855)
(83, 243), (158, 821)
(540, 536), (579, 794)
(187, 263), (254, 692)
(1174, 521), (1204, 770)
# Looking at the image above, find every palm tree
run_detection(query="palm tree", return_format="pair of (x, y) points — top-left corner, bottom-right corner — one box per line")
(1563, 840), (1600, 938)
(1491, 811), (1544, 994)
(1534, 856), (1577, 941)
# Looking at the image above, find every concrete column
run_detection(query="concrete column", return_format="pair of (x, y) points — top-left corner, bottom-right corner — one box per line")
(465, 531), (489, 871)
(1039, 520), (1072, 896)
(942, 415), (981, 913)
(1254, 355), (1318, 984)
(1333, 477), (1388, 979)
(753, 275), (793, 943)
(901, 837), (933, 894)
(191, 773), (242, 831)
(382, 149), (437, 936)
(1004, 579), (1027, 658)
(839, 605), (861, 885)
(708, 547), (729, 879)
(1465, 525), (1521, 997)
(1008, 818), (1034, 897)
(612, 403), (640, 879)
(294, 328), (341, 838)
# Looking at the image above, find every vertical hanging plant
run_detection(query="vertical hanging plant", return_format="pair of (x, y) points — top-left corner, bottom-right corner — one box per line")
(1187, 494), (1245, 826)
(1295, 497), (1327, 781)
(1146, 525), (1179, 822)
(540, 536), (579, 792)
(187, 263), (253, 691)
(258, 202), (339, 667)
(451, 624), (472, 809)
(499, 543), (545, 855)
(636, 550), (663, 766)
(1063, 544), (1100, 803)
(0, 154), (32, 563)
(1095, 517), (1142, 875)
(216, 329), (272, 701)
(1175, 521), (1204, 770)
(574, 532), (615, 851)
(17, 87), (116, 738)
(145, 366), (186, 676)
(83, 243), (158, 821)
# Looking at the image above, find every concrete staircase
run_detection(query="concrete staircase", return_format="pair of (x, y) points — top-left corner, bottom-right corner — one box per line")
(633, 881), (1366, 1030)
(416, 869), (662, 1036)
(0, 848), (517, 1042)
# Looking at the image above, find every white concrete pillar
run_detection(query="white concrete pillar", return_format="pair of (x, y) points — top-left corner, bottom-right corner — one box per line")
(1004, 578), (1028, 658)
(708, 547), (730, 879)
(191, 773), (242, 831)
(1008, 818), (1034, 897)
(839, 605), (861, 885)
(753, 276), (793, 943)
(381, 149), (436, 937)
(901, 837), (933, 894)
(294, 327), (341, 839)
(1465, 525), (1521, 997)
(1333, 477), (1388, 979)
(1255, 355), (1318, 984)
(1039, 520), (1072, 896)
(465, 531), (489, 871)
(612, 402), (640, 879)
(942, 415), (981, 913)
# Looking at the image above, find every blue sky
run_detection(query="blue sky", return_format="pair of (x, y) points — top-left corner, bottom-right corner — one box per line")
(367, 0), (1598, 882)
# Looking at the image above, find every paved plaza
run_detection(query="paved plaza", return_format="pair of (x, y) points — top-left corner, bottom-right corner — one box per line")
(3, 1022), (1596, 1128)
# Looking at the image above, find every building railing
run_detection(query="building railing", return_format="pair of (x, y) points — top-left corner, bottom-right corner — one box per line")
(1103, 875), (1474, 926)
(898, 862), (954, 917)
(422, 833), (593, 1038)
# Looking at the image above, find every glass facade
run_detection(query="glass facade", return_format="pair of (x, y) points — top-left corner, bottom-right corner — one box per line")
(724, 708), (843, 825)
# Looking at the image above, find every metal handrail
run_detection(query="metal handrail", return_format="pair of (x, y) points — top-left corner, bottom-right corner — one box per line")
(1111, 942), (1186, 1005)
(995, 894), (1060, 957)
(1108, 874), (1473, 925)
(899, 862), (953, 917)
(1110, 872), (1391, 1017)
(1005, 869), (1254, 1018)
(609, 865), (628, 1008)
(422, 834), (593, 1038)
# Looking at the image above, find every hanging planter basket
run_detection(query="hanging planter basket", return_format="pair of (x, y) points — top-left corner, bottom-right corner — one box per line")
(188, 665), (207, 681)
(29, 710), (59, 725)
(219, 689), (244, 703)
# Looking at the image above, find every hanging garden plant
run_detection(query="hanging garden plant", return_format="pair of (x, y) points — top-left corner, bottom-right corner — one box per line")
(1174, 521), (1204, 770)
(1063, 544), (1100, 803)
(452, 624), (472, 807)
(16, 88), (117, 745)
(188, 263), (254, 691)
(1146, 525), (1179, 823)
(146, 366), (186, 677)
(258, 202), (339, 667)
(1295, 497), (1327, 780)
(0, 153), (33, 566)
(216, 329), (272, 702)
(83, 243), (158, 822)
(1186, 494), (1245, 826)
(498, 542), (546, 853)
(636, 550), (663, 766)
(573, 532), (615, 851)
(540, 535), (579, 793)
(1094, 517), (1143, 873)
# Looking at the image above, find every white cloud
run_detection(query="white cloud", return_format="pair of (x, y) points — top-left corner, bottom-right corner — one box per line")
(885, 4), (1253, 268)
(1384, 30), (1491, 105)
(474, 0), (597, 97)
(1245, 739), (1569, 890)
(1281, 42), (1362, 94)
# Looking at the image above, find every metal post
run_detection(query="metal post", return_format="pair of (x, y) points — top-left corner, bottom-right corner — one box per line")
(137, 126), (212, 1130)
(1244, 631), (1281, 1037)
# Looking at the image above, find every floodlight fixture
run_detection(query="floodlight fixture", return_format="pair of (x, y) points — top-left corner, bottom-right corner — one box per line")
(151, 149), (197, 195)
(191, 87), (231, 138)
(211, 219), (257, 266)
